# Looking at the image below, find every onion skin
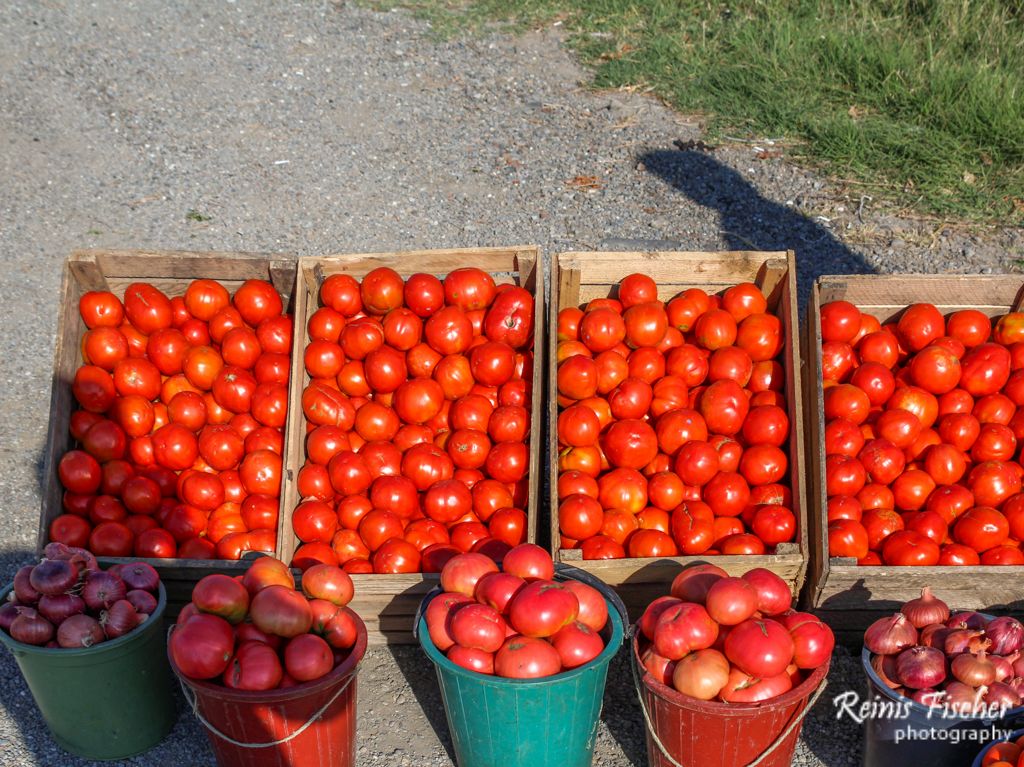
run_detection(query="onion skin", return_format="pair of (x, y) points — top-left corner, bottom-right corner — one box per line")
(57, 614), (105, 649)
(871, 653), (901, 689)
(952, 651), (997, 687)
(125, 589), (158, 614)
(82, 571), (127, 611)
(42, 542), (72, 561)
(0, 602), (21, 632)
(991, 654), (1014, 683)
(987, 617), (1024, 656)
(13, 566), (40, 605)
(947, 611), (987, 630)
(120, 563), (159, 593)
(100, 600), (139, 639)
(919, 623), (952, 649)
(30, 559), (80, 596)
(864, 613), (918, 655)
(944, 629), (985, 656)
(943, 681), (986, 715)
(896, 646), (947, 689)
(11, 612), (55, 646)
(901, 587), (950, 629)
(37, 594), (86, 626)
(67, 548), (99, 573)
(984, 681), (1021, 709)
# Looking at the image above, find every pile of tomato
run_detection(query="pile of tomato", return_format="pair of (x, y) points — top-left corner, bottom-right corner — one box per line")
(555, 274), (795, 560)
(424, 544), (611, 678)
(637, 564), (834, 702)
(170, 557), (360, 690)
(54, 279), (290, 560)
(291, 266), (534, 574)
(821, 301), (1024, 565)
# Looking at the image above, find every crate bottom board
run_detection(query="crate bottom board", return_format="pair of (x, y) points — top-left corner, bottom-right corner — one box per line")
(557, 552), (806, 622)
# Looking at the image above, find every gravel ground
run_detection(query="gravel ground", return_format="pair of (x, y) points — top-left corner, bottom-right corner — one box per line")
(0, 1), (1020, 764)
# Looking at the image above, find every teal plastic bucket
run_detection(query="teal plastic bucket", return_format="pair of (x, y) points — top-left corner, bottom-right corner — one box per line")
(415, 564), (626, 767)
(0, 581), (176, 760)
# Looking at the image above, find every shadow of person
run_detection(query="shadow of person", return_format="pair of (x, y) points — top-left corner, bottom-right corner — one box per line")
(640, 149), (875, 304)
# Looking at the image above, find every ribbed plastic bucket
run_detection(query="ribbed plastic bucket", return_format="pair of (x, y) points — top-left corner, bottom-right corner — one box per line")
(632, 628), (829, 767)
(972, 727), (1024, 766)
(862, 646), (1024, 767)
(415, 564), (627, 767)
(170, 607), (367, 767)
(0, 581), (176, 760)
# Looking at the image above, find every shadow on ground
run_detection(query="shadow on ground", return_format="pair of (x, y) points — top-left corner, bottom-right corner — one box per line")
(640, 149), (875, 304)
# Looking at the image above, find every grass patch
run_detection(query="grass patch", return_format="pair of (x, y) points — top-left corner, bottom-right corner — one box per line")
(376, 0), (1024, 223)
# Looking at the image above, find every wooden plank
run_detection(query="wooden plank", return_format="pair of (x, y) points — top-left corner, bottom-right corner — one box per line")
(550, 250), (808, 596)
(804, 272), (1024, 624)
(40, 250), (298, 591)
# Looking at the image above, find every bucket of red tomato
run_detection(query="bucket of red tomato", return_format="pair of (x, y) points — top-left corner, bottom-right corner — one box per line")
(0, 544), (175, 760)
(168, 557), (366, 767)
(415, 543), (626, 767)
(632, 563), (833, 767)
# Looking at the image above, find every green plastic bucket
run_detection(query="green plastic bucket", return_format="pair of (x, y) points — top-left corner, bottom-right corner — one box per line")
(415, 564), (626, 767)
(0, 580), (176, 760)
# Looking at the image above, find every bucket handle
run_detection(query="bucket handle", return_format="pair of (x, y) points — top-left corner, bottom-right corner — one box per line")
(627, 625), (827, 767)
(169, 625), (356, 750)
(177, 673), (355, 750)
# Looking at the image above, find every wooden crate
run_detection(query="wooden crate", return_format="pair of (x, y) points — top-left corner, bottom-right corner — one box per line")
(41, 249), (297, 612)
(805, 274), (1024, 643)
(549, 251), (807, 620)
(282, 247), (544, 645)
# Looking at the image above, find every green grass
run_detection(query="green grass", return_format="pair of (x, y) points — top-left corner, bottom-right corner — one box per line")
(375, 0), (1024, 224)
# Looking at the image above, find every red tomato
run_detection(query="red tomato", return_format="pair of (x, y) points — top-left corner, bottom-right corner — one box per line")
(820, 301), (861, 343)
(828, 519), (869, 559)
(881, 530), (940, 565)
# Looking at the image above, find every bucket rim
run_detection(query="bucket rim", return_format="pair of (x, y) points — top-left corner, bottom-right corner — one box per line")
(860, 645), (1024, 721)
(169, 606), (368, 703)
(971, 727), (1024, 767)
(631, 625), (830, 712)
(0, 580), (167, 657)
(417, 583), (625, 686)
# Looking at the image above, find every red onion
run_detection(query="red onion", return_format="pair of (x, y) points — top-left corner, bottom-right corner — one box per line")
(67, 548), (99, 573)
(100, 600), (139, 639)
(120, 563), (159, 593)
(44, 640), (58, 648)
(984, 681), (1021, 709)
(991, 654), (1015, 683)
(952, 651), (997, 687)
(29, 559), (79, 596)
(901, 587), (950, 629)
(947, 611), (988, 630)
(1009, 677), (1024, 696)
(105, 564), (125, 580)
(896, 646), (947, 689)
(864, 614), (918, 655)
(42, 542), (72, 560)
(37, 594), (85, 625)
(13, 566), (40, 605)
(945, 629), (985, 655)
(82, 571), (126, 611)
(986, 617), (1024, 655)
(125, 589), (157, 614)
(0, 602), (20, 632)
(11, 612), (54, 645)
(943, 681), (986, 715)
(871, 653), (901, 688)
(909, 688), (944, 707)
(919, 624), (952, 649)
(57, 614), (104, 648)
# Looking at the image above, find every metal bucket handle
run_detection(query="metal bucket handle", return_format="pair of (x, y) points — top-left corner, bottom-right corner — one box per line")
(627, 623), (827, 767)
(169, 626), (355, 750)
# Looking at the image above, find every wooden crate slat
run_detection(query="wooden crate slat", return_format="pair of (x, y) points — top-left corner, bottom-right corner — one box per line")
(550, 250), (808, 618)
(283, 248), (544, 644)
(805, 273), (1024, 624)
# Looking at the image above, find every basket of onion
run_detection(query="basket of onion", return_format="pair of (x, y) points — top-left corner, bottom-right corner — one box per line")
(0, 543), (176, 760)
(862, 587), (1024, 767)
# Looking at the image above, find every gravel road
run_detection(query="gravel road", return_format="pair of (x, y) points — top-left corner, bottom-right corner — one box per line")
(0, 1), (1020, 764)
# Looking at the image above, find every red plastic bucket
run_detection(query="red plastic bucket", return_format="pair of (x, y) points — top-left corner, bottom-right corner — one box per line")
(631, 627), (829, 767)
(169, 608), (367, 767)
